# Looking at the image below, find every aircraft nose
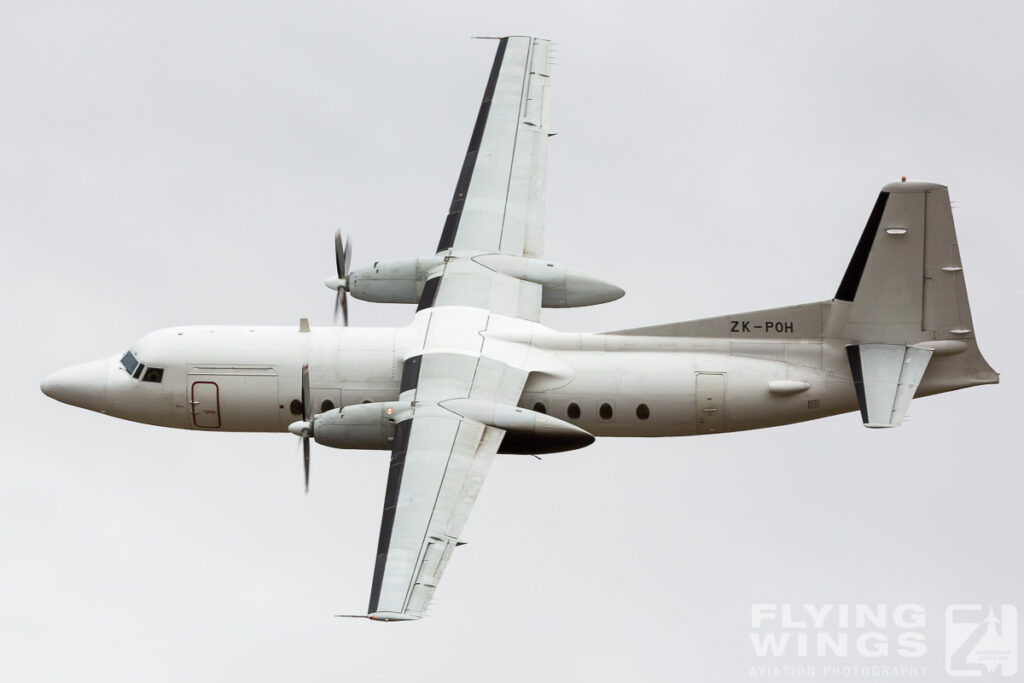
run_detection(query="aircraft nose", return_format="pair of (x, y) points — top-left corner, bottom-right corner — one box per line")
(40, 358), (111, 413)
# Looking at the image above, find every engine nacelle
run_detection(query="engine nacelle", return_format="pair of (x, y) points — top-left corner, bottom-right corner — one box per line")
(472, 254), (624, 308)
(346, 257), (442, 304)
(344, 254), (624, 308)
(442, 398), (595, 454)
(312, 402), (402, 450)
(310, 399), (594, 454)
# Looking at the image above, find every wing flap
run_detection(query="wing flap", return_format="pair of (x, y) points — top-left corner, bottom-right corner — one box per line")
(404, 423), (504, 616)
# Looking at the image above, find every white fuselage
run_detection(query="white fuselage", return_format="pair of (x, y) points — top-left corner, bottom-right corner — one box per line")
(61, 318), (868, 443)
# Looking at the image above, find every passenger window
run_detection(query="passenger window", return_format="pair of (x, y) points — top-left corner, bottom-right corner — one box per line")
(599, 403), (613, 420)
(141, 367), (164, 383)
(289, 399), (303, 415)
(567, 403), (581, 420)
(321, 399), (335, 413)
(533, 402), (547, 414)
(636, 403), (650, 420)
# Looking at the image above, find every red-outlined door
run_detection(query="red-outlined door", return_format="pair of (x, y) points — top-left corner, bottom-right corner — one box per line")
(191, 381), (221, 428)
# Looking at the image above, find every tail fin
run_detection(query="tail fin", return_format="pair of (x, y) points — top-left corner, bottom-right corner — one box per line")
(835, 181), (977, 344)
(834, 181), (997, 426)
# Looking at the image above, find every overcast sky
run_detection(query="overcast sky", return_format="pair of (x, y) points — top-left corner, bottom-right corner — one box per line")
(2, 2), (1022, 681)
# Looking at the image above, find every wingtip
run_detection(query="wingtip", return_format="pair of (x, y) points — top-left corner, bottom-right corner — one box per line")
(334, 611), (420, 622)
(368, 611), (420, 622)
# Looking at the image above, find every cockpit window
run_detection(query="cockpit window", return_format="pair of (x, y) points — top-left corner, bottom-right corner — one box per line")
(141, 367), (164, 383)
(120, 351), (162, 383)
(121, 351), (139, 375)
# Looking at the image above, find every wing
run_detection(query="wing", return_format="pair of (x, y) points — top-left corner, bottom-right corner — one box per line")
(422, 36), (553, 323)
(437, 36), (551, 258)
(363, 37), (556, 621)
(367, 351), (529, 620)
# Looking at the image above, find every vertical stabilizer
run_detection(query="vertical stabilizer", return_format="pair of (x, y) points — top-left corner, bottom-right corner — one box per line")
(835, 181), (997, 424)
(836, 181), (978, 344)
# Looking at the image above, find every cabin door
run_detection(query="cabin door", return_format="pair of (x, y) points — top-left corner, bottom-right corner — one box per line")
(695, 373), (726, 434)
(190, 381), (221, 428)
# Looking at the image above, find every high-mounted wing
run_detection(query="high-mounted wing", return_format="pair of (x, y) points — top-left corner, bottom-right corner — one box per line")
(437, 36), (551, 258)
(362, 36), (564, 621)
(336, 37), (621, 319)
(419, 36), (553, 323)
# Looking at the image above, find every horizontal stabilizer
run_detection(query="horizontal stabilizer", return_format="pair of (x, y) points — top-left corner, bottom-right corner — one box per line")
(846, 344), (933, 427)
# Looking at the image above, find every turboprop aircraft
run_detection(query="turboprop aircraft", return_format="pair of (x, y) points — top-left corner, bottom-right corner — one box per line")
(40, 36), (998, 621)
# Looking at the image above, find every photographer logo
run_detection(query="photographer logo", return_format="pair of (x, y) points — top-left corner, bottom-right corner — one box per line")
(945, 605), (1017, 677)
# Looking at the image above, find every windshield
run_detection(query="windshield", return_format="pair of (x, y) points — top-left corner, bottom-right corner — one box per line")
(120, 351), (139, 375)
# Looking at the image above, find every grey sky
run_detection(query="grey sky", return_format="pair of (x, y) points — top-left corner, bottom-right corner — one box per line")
(2, 1), (1022, 681)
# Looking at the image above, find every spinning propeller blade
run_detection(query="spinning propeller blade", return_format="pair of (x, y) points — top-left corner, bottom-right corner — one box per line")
(333, 231), (352, 326)
(301, 364), (311, 493)
(303, 437), (310, 494)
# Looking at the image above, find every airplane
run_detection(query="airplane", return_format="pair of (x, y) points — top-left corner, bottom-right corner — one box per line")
(40, 35), (998, 621)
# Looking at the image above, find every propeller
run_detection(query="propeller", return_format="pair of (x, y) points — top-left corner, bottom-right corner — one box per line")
(287, 364), (313, 493)
(326, 231), (352, 326)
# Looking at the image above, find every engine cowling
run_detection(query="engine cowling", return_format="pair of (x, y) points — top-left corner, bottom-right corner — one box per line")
(345, 257), (442, 304)
(312, 402), (401, 450)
